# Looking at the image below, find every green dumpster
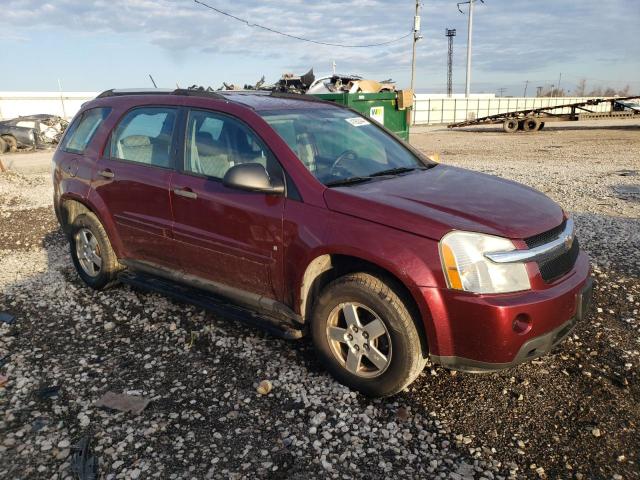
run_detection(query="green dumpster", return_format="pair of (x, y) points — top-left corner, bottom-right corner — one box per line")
(310, 91), (412, 142)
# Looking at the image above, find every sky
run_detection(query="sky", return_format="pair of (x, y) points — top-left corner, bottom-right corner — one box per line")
(2, 0), (639, 96)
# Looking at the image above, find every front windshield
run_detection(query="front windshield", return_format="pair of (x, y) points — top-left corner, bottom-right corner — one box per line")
(260, 108), (429, 186)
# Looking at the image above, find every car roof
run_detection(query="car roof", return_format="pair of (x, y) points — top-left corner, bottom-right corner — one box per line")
(219, 92), (333, 111)
(95, 89), (338, 112)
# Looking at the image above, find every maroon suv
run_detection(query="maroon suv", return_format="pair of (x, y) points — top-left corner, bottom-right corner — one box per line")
(52, 89), (592, 397)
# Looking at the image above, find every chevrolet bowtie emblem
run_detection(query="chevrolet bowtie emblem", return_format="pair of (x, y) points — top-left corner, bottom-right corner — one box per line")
(564, 234), (574, 250)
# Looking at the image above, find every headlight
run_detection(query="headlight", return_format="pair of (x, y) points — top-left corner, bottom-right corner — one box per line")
(439, 231), (531, 294)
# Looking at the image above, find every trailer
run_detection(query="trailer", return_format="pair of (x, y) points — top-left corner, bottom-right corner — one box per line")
(448, 96), (640, 133)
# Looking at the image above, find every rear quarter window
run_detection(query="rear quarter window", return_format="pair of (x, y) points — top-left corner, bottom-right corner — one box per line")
(60, 107), (111, 154)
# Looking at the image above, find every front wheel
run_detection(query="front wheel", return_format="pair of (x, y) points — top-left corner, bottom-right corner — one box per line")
(311, 273), (427, 397)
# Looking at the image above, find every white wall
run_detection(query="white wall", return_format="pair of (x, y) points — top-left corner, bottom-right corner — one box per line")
(0, 91), (617, 126)
(413, 95), (613, 125)
(0, 92), (97, 120)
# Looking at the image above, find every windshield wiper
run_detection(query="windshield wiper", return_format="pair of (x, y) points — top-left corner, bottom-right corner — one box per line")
(325, 176), (373, 187)
(369, 166), (425, 178)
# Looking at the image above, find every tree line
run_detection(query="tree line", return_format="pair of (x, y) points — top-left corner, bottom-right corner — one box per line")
(537, 79), (632, 98)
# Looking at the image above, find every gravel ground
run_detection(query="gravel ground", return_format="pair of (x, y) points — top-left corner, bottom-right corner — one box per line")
(1, 119), (638, 479)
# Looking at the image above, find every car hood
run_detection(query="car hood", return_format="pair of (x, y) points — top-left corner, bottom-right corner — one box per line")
(323, 165), (564, 241)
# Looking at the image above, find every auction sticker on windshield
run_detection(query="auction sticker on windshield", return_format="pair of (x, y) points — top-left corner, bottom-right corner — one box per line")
(345, 117), (370, 127)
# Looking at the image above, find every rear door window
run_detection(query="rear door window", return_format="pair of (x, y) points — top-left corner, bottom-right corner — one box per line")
(60, 107), (111, 154)
(109, 107), (177, 168)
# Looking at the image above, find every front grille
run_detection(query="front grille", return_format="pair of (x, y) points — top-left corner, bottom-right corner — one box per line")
(524, 220), (580, 282)
(538, 238), (580, 282)
(525, 220), (566, 249)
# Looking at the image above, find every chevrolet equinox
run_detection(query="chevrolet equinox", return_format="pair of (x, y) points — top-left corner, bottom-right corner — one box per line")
(52, 89), (593, 397)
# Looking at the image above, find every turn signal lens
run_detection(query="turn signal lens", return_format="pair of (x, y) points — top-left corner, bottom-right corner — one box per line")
(441, 243), (463, 290)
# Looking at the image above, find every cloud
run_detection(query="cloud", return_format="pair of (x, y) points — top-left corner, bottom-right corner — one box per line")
(2, 0), (639, 88)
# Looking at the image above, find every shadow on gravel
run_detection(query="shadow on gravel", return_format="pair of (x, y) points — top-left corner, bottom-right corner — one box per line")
(453, 124), (640, 134)
(1, 209), (639, 479)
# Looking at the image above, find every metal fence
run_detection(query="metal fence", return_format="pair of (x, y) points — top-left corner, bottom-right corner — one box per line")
(413, 96), (613, 125)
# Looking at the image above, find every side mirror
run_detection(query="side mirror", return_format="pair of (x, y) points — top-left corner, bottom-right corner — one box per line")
(223, 163), (285, 195)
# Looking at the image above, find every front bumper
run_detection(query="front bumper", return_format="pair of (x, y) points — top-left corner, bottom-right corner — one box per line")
(422, 251), (593, 372)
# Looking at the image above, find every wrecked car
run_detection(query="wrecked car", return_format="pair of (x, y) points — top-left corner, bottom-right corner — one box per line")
(53, 88), (592, 398)
(0, 124), (39, 152)
(0, 114), (68, 152)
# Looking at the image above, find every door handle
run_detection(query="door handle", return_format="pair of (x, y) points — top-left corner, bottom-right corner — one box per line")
(173, 188), (198, 199)
(98, 169), (115, 179)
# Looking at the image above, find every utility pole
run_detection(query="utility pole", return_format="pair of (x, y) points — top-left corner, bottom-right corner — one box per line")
(497, 87), (506, 97)
(557, 72), (562, 96)
(410, 1), (422, 92)
(536, 86), (543, 97)
(446, 29), (457, 97)
(465, 0), (474, 97)
(523, 80), (529, 97)
(457, 0), (484, 98)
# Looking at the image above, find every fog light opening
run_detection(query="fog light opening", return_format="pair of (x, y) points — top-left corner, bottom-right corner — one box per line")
(513, 314), (532, 335)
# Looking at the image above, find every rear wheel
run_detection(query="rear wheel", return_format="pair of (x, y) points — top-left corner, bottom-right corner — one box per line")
(311, 272), (427, 397)
(523, 117), (541, 132)
(502, 119), (519, 133)
(69, 212), (122, 290)
(1, 135), (17, 152)
(538, 122), (545, 131)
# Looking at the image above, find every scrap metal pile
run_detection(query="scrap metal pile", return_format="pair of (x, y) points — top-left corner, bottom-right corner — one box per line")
(211, 68), (396, 95)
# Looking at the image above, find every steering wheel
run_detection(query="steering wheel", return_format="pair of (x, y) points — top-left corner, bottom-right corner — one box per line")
(329, 150), (359, 177)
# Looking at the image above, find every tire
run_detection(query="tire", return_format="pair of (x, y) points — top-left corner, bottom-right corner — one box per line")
(523, 117), (541, 132)
(0, 137), (7, 154)
(311, 272), (427, 397)
(538, 122), (545, 131)
(69, 212), (122, 290)
(502, 119), (519, 133)
(1, 135), (18, 152)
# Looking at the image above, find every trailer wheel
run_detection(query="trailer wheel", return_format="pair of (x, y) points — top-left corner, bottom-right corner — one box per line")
(538, 122), (545, 131)
(503, 119), (519, 133)
(523, 117), (541, 132)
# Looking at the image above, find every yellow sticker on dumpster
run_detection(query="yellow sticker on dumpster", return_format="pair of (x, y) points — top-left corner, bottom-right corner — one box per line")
(370, 106), (384, 125)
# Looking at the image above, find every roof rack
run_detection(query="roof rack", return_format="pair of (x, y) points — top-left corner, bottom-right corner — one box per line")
(96, 88), (173, 98)
(96, 88), (226, 100)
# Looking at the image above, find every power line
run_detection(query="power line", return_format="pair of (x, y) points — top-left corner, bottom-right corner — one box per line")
(194, 0), (413, 48)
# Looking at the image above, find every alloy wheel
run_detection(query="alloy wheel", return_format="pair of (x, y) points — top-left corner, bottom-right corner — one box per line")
(75, 227), (102, 277)
(326, 302), (392, 378)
